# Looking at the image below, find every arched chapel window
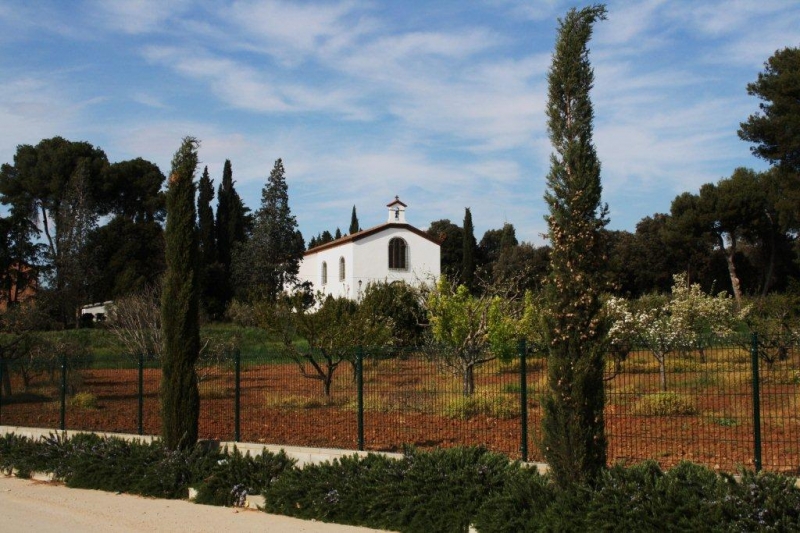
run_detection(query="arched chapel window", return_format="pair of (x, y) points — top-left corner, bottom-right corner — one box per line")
(339, 257), (346, 281)
(322, 262), (328, 285)
(388, 238), (408, 270)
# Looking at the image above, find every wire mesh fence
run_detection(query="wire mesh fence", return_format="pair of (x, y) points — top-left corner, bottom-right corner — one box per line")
(0, 333), (797, 474)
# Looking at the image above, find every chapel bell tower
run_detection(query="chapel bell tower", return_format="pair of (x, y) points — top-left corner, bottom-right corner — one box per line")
(387, 196), (407, 223)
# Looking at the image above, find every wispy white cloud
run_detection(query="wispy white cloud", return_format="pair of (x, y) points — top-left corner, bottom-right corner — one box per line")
(2, 0), (798, 246)
(225, 0), (374, 64)
(88, 0), (192, 35)
(0, 74), (104, 163)
(141, 45), (369, 118)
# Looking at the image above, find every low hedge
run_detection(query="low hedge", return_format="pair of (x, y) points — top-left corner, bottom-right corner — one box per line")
(0, 433), (294, 501)
(2, 433), (799, 532)
(473, 461), (800, 532)
(263, 446), (516, 533)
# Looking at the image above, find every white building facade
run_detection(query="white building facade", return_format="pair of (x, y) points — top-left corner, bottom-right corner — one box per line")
(297, 197), (441, 301)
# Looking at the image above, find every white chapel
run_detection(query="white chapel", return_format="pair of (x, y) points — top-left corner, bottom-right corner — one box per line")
(296, 197), (441, 301)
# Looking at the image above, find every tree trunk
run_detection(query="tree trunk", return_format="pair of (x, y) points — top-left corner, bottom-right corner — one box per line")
(463, 365), (475, 396)
(718, 233), (742, 310)
(0, 359), (11, 397)
(656, 354), (667, 392)
(761, 213), (777, 297)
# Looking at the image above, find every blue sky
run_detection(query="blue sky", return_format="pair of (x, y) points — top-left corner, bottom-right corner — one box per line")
(1, 1), (798, 245)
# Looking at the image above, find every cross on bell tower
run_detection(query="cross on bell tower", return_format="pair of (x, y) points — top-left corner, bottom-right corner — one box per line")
(386, 195), (407, 223)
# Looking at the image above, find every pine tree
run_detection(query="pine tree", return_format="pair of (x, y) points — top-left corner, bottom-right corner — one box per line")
(461, 208), (477, 291)
(233, 158), (304, 301)
(541, 5), (609, 488)
(197, 166), (216, 316)
(349, 205), (360, 234)
(161, 137), (201, 450)
(335, 227), (342, 240)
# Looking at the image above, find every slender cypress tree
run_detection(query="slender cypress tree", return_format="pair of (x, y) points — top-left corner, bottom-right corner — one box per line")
(335, 227), (342, 240)
(541, 5), (609, 487)
(214, 160), (248, 309)
(349, 205), (360, 234)
(215, 160), (235, 272)
(197, 166), (216, 315)
(161, 137), (201, 450)
(461, 207), (476, 291)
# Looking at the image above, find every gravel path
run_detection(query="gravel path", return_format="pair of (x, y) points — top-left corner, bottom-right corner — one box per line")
(0, 476), (392, 533)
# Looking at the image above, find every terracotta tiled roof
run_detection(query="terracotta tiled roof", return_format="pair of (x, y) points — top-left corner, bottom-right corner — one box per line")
(304, 222), (441, 256)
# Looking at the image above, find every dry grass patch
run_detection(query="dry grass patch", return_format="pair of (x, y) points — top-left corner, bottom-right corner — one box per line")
(198, 382), (230, 399)
(264, 393), (347, 409)
(69, 392), (99, 409)
(632, 392), (699, 416)
(443, 393), (518, 420)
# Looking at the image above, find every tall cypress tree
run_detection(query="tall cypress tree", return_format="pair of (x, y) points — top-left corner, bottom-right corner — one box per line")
(349, 205), (360, 234)
(197, 166), (216, 316)
(214, 160), (248, 310)
(461, 207), (476, 291)
(541, 5), (608, 487)
(161, 137), (201, 450)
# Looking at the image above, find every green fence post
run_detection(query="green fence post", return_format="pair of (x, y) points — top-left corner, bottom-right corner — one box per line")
(138, 353), (144, 436)
(60, 353), (67, 431)
(0, 358), (4, 426)
(357, 346), (364, 451)
(519, 338), (528, 462)
(751, 333), (762, 472)
(234, 348), (241, 443)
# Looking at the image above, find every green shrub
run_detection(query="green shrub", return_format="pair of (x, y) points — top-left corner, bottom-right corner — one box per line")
(722, 469), (800, 530)
(68, 392), (99, 409)
(0, 433), (41, 477)
(264, 452), (399, 525)
(264, 446), (516, 533)
(471, 466), (556, 533)
(632, 392), (698, 416)
(444, 393), (517, 420)
(191, 446), (295, 507)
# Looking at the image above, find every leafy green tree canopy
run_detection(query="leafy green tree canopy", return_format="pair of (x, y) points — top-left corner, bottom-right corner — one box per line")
(739, 46), (800, 173)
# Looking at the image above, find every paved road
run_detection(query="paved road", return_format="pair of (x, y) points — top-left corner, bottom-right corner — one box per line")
(0, 476), (391, 533)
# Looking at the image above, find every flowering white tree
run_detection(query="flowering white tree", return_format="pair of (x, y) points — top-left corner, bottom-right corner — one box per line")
(606, 274), (742, 391)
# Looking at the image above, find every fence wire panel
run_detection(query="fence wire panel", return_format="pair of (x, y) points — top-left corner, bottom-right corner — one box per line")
(65, 354), (139, 434)
(1, 356), (62, 429)
(1, 333), (798, 474)
(196, 351), (235, 441)
(756, 337), (800, 474)
(236, 347), (358, 449)
(603, 336), (799, 474)
(360, 348), (524, 457)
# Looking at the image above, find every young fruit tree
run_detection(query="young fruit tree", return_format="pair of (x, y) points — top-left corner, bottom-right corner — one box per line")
(541, 4), (609, 487)
(251, 292), (393, 397)
(425, 278), (529, 396)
